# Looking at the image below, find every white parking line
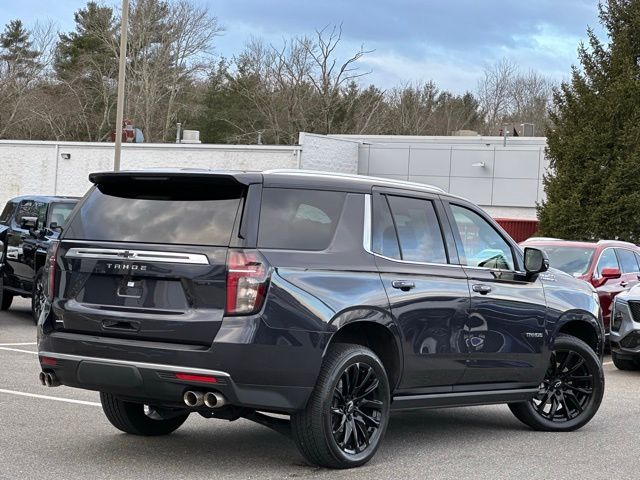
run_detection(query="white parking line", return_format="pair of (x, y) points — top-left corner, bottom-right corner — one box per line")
(0, 388), (101, 406)
(0, 347), (37, 355)
(0, 342), (37, 346)
(603, 361), (613, 366)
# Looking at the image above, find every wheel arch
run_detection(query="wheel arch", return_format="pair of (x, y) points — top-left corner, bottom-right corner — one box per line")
(552, 310), (604, 358)
(325, 309), (403, 392)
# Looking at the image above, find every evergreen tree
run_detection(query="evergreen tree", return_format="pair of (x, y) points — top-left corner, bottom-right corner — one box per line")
(55, 2), (117, 78)
(538, 0), (640, 241)
(0, 19), (40, 76)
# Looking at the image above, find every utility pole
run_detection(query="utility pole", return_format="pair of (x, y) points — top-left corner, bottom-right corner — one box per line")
(113, 0), (129, 171)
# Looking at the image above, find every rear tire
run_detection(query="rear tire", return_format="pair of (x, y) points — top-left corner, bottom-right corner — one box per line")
(291, 343), (390, 469)
(0, 276), (13, 311)
(100, 392), (189, 436)
(31, 268), (45, 324)
(509, 334), (604, 432)
(611, 352), (640, 371)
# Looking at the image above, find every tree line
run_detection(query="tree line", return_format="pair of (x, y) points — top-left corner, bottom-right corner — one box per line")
(0, 0), (553, 144)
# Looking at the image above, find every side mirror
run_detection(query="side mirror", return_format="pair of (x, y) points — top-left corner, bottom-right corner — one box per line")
(600, 267), (622, 280)
(524, 247), (549, 276)
(20, 216), (38, 231)
(49, 222), (62, 233)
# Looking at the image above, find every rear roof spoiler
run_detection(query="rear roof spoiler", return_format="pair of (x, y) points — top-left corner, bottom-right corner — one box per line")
(89, 170), (263, 186)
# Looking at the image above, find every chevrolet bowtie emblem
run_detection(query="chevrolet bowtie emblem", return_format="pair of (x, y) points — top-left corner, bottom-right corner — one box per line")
(118, 251), (135, 259)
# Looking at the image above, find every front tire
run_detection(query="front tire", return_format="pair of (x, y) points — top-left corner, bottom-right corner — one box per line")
(611, 351), (640, 371)
(100, 392), (189, 436)
(509, 334), (604, 431)
(291, 343), (390, 469)
(0, 275), (13, 311)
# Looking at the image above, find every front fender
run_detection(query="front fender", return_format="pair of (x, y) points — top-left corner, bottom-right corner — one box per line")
(551, 310), (605, 358)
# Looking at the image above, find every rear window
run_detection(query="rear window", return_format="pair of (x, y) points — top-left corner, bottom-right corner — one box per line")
(65, 182), (242, 246)
(258, 188), (346, 250)
(49, 203), (76, 227)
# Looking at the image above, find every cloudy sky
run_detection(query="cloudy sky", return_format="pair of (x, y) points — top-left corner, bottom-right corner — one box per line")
(2, 0), (606, 92)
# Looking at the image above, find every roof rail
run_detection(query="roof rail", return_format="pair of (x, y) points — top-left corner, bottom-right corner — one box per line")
(597, 239), (637, 247)
(262, 169), (446, 193)
(523, 237), (564, 242)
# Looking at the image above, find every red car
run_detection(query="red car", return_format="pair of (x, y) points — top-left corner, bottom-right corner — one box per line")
(521, 238), (640, 332)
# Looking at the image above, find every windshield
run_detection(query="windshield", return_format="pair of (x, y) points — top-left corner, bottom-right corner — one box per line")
(536, 245), (595, 276)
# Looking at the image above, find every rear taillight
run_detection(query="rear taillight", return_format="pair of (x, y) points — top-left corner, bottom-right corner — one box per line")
(225, 249), (271, 316)
(46, 241), (60, 300)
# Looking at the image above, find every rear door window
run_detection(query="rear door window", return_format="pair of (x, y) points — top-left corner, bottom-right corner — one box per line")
(371, 194), (401, 260)
(65, 182), (243, 246)
(385, 195), (448, 264)
(258, 188), (346, 250)
(617, 249), (639, 274)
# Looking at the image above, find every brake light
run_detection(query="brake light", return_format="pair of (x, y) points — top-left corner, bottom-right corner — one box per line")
(47, 241), (59, 300)
(225, 249), (271, 315)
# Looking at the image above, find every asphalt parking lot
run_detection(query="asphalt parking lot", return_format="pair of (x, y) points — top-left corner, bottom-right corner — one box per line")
(0, 298), (638, 480)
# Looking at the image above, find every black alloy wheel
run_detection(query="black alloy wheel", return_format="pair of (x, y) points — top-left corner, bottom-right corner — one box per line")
(509, 334), (604, 431)
(331, 362), (384, 455)
(532, 349), (593, 422)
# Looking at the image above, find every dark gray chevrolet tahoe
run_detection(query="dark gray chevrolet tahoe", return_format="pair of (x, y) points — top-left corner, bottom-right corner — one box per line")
(37, 169), (605, 468)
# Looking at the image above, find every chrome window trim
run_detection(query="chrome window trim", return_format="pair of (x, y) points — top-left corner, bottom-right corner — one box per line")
(362, 193), (462, 269)
(65, 247), (210, 265)
(39, 351), (230, 377)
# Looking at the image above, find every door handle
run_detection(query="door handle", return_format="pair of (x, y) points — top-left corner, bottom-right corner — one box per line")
(620, 281), (628, 288)
(392, 280), (415, 291)
(472, 284), (492, 295)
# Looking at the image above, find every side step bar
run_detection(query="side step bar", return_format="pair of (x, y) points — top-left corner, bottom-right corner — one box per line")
(391, 388), (539, 411)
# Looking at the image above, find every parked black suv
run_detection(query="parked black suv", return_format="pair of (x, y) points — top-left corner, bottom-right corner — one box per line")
(0, 195), (79, 322)
(37, 170), (605, 468)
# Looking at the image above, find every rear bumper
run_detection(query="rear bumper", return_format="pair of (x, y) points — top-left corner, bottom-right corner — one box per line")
(37, 320), (330, 413)
(38, 351), (311, 412)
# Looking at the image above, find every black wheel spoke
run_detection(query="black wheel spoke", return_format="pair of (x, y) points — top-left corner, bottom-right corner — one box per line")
(564, 384), (592, 395)
(353, 367), (373, 397)
(359, 398), (383, 410)
(354, 416), (371, 447)
(351, 418), (360, 452)
(562, 358), (585, 377)
(355, 408), (380, 428)
(536, 390), (553, 413)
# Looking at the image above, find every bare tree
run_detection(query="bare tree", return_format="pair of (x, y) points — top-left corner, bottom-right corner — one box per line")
(477, 58), (519, 134)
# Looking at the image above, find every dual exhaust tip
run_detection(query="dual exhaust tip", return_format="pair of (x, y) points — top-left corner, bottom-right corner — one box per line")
(183, 390), (226, 409)
(39, 371), (60, 387)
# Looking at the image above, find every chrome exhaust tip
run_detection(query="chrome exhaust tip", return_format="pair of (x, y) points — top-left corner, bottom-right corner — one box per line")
(43, 372), (60, 387)
(183, 390), (204, 407)
(38, 371), (46, 386)
(203, 391), (226, 409)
